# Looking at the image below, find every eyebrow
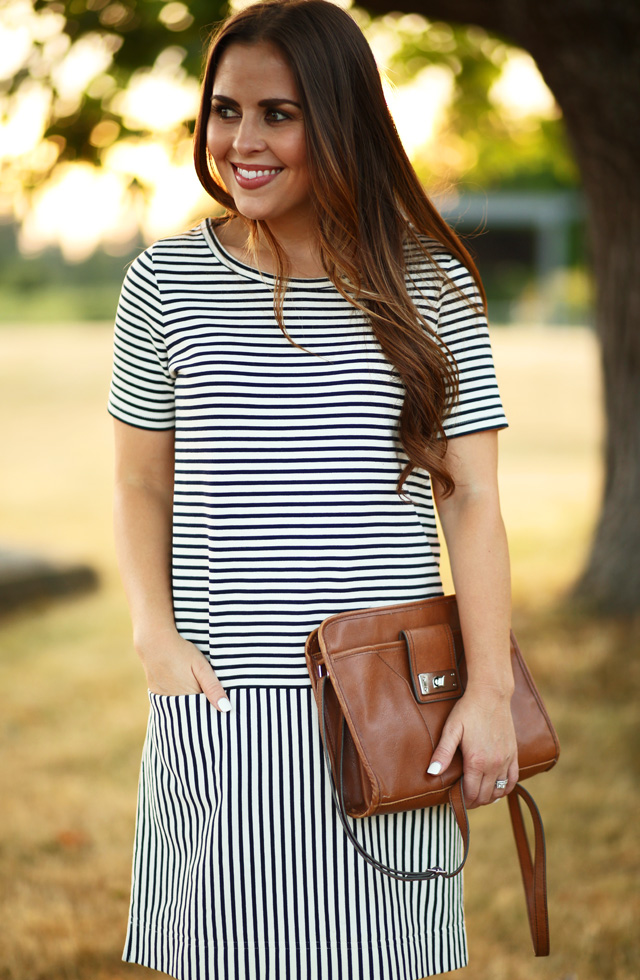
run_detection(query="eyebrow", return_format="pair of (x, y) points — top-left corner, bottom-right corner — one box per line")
(211, 94), (302, 109)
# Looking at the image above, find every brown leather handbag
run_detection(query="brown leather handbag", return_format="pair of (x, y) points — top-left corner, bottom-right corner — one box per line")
(305, 594), (560, 957)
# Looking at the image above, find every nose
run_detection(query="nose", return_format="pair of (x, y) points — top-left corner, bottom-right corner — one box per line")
(233, 114), (267, 157)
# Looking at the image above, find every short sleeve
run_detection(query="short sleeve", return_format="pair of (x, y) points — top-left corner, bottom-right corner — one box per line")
(107, 248), (175, 430)
(436, 255), (508, 438)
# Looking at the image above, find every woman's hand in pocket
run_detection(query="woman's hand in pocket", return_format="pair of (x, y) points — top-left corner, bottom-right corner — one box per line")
(135, 627), (231, 712)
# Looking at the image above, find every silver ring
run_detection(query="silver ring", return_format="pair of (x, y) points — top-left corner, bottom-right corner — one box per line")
(495, 779), (508, 790)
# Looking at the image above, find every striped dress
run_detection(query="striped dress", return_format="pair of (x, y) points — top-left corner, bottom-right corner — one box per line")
(108, 219), (507, 980)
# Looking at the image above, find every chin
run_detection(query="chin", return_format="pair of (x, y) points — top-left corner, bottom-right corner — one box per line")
(235, 203), (285, 223)
(235, 207), (272, 223)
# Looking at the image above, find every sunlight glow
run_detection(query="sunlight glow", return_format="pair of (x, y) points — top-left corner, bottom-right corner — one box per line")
(383, 65), (454, 158)
(18, 163), (139, 261)
(0, 1), (65, 81)
(104, 137), (208, 241)
(0, 22), (31, 81)
(0, 81), (52, 160)
(490, 52), (558, 119)
(51, 33), (117, 102)
(111, 73), (199, 131)
(110, 50), (200, 132)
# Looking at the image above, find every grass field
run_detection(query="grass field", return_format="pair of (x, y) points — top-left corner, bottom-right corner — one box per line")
(0, 323), (638, 980)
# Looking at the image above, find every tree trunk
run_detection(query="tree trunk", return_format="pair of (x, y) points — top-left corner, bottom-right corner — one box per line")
(365, 0), (640, 613)
(571, 170), (640, 613)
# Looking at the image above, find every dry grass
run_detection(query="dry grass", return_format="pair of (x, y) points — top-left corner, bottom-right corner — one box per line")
(0, 323), (638, 980)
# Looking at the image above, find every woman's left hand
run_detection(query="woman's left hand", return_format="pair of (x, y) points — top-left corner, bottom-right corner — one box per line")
(427, 687), (519, 807)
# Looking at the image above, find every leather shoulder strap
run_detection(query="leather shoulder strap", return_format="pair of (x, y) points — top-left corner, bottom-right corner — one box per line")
(507, 783), (550, 956)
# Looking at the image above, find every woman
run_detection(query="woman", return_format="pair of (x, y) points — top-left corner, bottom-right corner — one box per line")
(109, 1), (517, 977)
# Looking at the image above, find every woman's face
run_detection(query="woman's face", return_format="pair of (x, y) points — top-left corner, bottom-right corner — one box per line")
(207, 41), (312, 232)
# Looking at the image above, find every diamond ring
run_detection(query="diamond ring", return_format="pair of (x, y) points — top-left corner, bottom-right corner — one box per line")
(495, 779), (508, 790)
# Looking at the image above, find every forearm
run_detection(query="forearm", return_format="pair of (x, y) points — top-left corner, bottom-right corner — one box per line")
(429, 432), (517, 802)
(440, 490), (513, 698)
(112, 423), (226, 705)
(114, 481), (177, 646)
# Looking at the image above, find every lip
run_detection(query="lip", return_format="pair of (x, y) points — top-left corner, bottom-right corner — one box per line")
(231, 163), (283, 190)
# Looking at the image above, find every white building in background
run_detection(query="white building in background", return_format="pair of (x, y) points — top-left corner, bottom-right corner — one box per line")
(437, 190), (588, 325)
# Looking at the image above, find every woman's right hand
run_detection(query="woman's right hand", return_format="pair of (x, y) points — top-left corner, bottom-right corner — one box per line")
(135, 628), (231, 712)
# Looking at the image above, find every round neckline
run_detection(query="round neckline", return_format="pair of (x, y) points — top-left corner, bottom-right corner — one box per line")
(201, 218), (333, 287)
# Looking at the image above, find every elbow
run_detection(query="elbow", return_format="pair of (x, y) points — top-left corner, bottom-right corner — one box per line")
(436, 483), (505, 540)
(114, 476), (174, 512)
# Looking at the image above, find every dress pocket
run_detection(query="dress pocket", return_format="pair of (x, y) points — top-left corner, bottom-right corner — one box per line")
(146, 691), (224, 783)
(143, 691), (231, 840)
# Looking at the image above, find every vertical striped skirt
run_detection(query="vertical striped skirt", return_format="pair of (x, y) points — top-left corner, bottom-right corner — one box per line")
(123, 688), (467, 979)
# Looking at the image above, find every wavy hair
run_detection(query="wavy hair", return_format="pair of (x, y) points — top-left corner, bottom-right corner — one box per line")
(194, 0), (486, 494)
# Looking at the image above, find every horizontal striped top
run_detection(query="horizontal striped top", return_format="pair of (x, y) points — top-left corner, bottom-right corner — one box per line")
(108, 219), (507, 687)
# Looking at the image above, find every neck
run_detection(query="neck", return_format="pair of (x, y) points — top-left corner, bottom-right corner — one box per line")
(260, 225), (325, 278)
(220, 215), (326, 279)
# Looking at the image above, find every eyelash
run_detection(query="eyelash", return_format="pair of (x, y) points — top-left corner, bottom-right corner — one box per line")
(210, 105), (290, 123)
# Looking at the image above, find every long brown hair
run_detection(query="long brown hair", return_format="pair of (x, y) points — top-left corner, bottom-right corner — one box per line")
(194, 0), (486, 495)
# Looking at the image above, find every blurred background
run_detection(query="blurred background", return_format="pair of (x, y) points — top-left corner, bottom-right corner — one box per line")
(0, 0), (588, 323)
(1, 1), (638, 979)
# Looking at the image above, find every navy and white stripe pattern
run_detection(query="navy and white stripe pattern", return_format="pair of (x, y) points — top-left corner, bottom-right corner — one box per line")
(109, 220), (507, 688)
(126, 689), (467, 980)
(109, 220), (507, 978)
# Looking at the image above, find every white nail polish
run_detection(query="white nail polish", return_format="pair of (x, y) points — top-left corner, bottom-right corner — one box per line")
(427, 761), (442, 775)
(217, 697), (231, 713)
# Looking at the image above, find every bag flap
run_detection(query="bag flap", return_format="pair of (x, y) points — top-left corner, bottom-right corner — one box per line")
(401, 623), (462, 704)
(318, 594), (460, 654)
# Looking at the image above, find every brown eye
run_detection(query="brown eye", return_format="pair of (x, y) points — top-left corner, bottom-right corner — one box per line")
(211, 104), (239, 119)
(265, 109), (289, 122)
